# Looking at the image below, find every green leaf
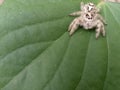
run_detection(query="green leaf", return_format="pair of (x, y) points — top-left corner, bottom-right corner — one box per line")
(0, 0), (120, 90)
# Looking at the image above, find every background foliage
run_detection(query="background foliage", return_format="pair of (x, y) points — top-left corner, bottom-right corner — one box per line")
(0, 0), (120, 90)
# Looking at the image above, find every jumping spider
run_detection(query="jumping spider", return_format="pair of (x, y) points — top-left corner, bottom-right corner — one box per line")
(68, 2), (107, 39)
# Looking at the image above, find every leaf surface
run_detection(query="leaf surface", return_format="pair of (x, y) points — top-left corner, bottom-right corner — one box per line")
(0, 0), (120, 90)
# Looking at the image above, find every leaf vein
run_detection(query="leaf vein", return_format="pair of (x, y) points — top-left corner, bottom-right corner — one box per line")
(75, 33), (92, 90)
(102, 5), (109, 90)
(1, 32), (67, 89)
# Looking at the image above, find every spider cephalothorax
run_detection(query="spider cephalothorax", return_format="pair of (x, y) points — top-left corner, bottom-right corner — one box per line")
(68, 2), (106, 39)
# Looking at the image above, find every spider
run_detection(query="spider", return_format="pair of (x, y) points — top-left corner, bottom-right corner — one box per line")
(68, 2), (107, 39)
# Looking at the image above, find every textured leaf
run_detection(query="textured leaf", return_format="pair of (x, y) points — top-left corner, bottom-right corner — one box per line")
(0, 0), (120, 90)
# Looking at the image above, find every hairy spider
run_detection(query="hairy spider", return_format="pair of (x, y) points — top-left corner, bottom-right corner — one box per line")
(68, 2), (106, 39)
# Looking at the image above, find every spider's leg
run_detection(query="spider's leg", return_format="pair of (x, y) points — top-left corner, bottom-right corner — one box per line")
(101, 24), (105, 37)
(97, 14), (107, 25)
(69, 11), (81, 16)
(68, 18), (77, 31)
(80, 2), (84, 10)
(69, 24), (79, 36)
(97, 8), (100, 13)
(68, 18), (80, 36)
(96, 23), (101, 39)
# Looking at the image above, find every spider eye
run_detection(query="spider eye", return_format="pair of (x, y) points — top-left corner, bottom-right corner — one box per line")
(91, 8), (93, 10)
(86, 14), (90, 19)
(91, 14), (93, 17)
(86, 14), (89, 17)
